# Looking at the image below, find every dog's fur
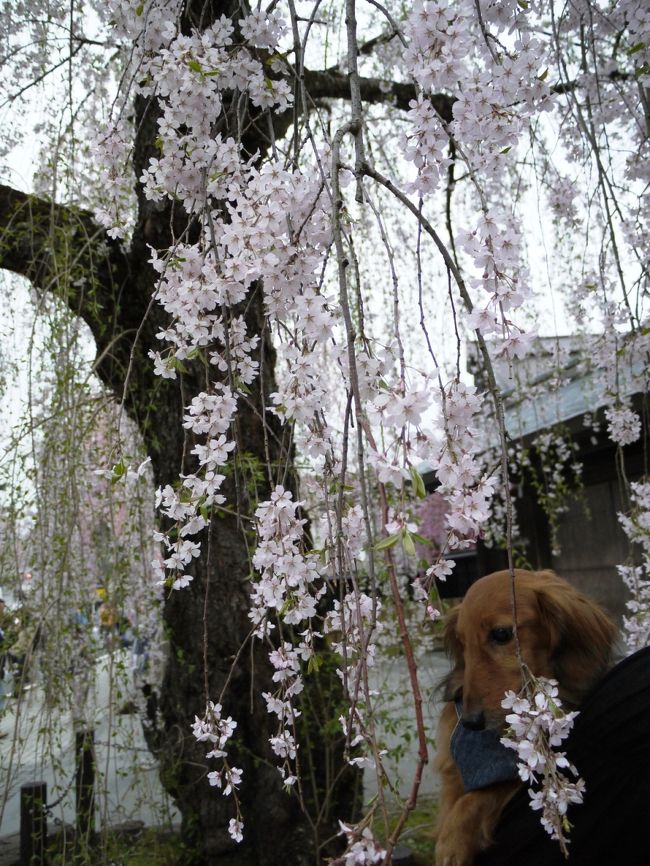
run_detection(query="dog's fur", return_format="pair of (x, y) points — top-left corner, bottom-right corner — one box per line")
(434, 569), (617, 866)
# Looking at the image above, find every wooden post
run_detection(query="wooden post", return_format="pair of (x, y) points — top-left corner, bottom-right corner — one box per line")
(20, 781), (47, 866)
(75, 728), (95, 849)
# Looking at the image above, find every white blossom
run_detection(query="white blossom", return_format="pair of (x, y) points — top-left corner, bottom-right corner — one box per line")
(501, 678), (583, 845)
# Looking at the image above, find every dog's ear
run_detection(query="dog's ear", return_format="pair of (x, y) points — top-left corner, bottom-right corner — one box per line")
(535, 570), (617, 704)
(441, 605), (464, 702)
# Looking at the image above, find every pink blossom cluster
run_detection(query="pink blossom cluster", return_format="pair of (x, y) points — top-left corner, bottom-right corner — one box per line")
(251, 487), (326, 785)
(591, 328), (646, 451)
(325, 591), (383, 768)
(501, 679), (584, 846)
(325, 592), (382, 684)
(402, 0), (549, 369)
(618, 482), (650, 653)
(133, 16), (293, 209)
(191, 700), (244, 842)
(461, 210), (536, 358)
(605, 405), (642, 447)
(150, 266), (260, 386)
(152, 383), (238, 591)
(266, 641), (303, 768)
(334, 821), (386, 866)
(434, 381), (497, 547)
(102, 0), (183, 51)
(403, 0), (551, 194)
(90, 121), (136, 240)
(364, 371), (436, 489)
(340, 504), (367, 559)
(250, 486), (325, 633)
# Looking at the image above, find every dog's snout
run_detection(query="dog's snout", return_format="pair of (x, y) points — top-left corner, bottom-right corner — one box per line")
(460, 710), (486, 730)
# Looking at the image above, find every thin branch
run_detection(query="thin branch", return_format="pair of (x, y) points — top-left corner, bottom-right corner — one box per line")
(1, 42), (84, 108)
(363, 162), (522, 652)
(345, 0), (366, 201)
(362, 0), (407, 49)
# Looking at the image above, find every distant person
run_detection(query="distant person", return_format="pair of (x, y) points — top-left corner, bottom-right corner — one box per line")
(0, 598), (14, 720)
(0, 598), (9, 673)
(98, 600), (118, 648)
(10, 609), (39, 694)
(132, 633), (150, 680)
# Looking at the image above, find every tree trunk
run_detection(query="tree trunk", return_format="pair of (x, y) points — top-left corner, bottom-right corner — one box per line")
(117, 6), (361, 862)
(130, 257), (359, 866)
(0, 1), (371, 858)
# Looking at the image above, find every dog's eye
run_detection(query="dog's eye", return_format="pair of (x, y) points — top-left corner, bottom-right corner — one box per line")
(489, 626), (514, 645)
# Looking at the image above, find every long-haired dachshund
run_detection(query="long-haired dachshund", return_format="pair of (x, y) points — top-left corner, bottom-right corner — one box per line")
(434, 569), (617, 866)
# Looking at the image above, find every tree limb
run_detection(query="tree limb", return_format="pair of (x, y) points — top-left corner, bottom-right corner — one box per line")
(303, 67), (455, 122)
(301, 65), (626, 126)
(0, 182), (138, 386)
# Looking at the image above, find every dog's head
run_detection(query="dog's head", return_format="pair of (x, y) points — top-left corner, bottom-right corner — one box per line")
(442, 569), (617, 730)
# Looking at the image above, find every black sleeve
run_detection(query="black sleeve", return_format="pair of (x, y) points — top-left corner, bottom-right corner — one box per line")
(476, 646), (650, 866)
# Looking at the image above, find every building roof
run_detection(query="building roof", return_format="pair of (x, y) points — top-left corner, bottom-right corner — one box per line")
(468, 337), (647, 441)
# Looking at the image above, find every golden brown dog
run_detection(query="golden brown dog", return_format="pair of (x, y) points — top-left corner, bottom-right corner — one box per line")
(434, 569), (617, 866)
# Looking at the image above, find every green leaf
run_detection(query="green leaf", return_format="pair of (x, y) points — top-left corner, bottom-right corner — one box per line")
(234, 377), (251, 395)
(374, 533), (400, 551)
(635, 63), (650, 78)
(517, 0), (529, 8)
(188, 59), (203, 73)
(402, 531), (416, 557)
(265, 51), (288, 66)
(538, 68), (549, 81)
(307, 654), (322, 674)
(111, 459), (126, 484)
(409, 465), (427, 499)
(135, 3), (144, 15)
(500, 146), (512, 154)
(628, 42), (646, 55)
(279, 594), (297, 617)
(410, 531), (432, 547)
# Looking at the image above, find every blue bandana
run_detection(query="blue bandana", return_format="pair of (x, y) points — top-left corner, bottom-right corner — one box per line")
(450, 703), (519, 791)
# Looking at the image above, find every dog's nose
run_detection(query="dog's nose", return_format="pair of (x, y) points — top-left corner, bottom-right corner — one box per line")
(461, 710), (486, 730)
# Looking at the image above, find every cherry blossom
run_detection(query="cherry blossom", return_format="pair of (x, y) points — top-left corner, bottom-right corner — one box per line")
(25, 0), (644, 856)
(501, 678), (583, 850)
(618, 483), (650, 653)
